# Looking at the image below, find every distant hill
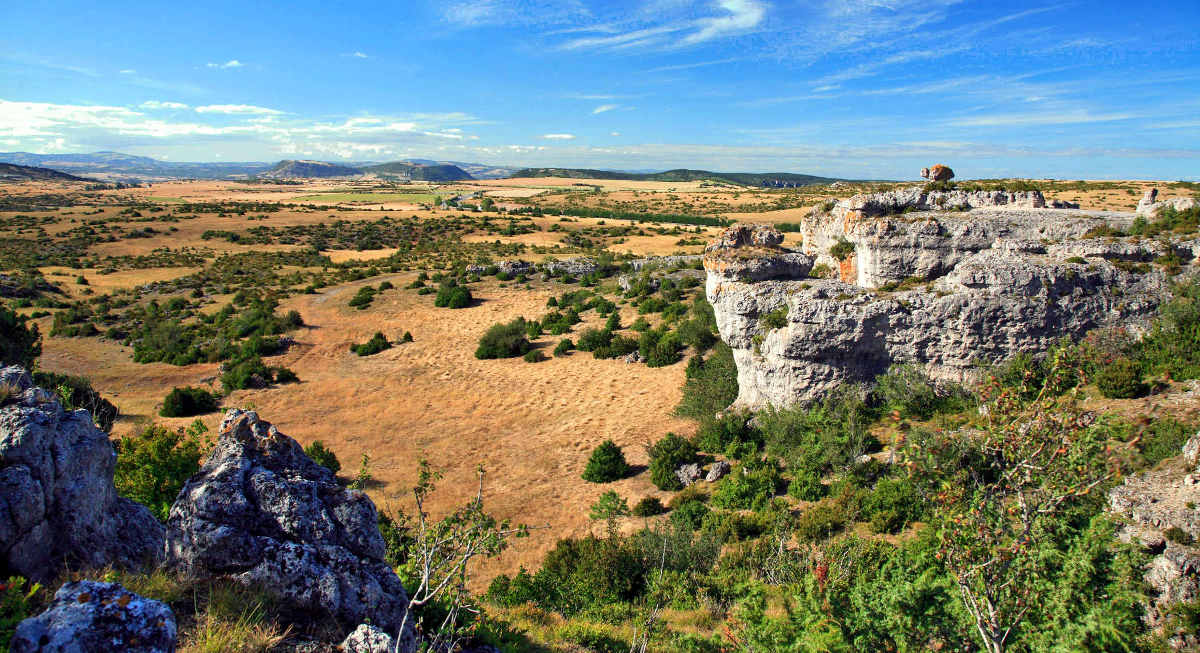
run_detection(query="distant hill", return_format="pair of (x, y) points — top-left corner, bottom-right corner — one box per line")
(511, 167), (847, 187)
(361, 161), (474, 181)
(0, 163), (94, 182)
(0, 151), (272, 180)
(259, 160), (362, 179)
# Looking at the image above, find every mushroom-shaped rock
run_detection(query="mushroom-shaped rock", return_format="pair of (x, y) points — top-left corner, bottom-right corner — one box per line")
(921, 164), (954, 182)
(165, 409), (416, 651)
(11, 581), (176, 653)
(0, 366), (164, 582)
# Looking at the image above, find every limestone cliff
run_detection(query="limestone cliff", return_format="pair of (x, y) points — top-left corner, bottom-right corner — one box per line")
(706, 189), (1178, 408)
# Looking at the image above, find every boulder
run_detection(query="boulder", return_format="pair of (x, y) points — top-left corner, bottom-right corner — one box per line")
(541, 257), (598, 278)
(0, 366), (163, 582)
(10, 581), (176, 653)
(1138, 188), (1199, 218)
(705, 461), (731, 483)
(1184, 432), (1200, 472)
(166, 409), (416, 651)
(920, 165), (954, 182)
(341, 624), (395, 653)
(676, 463), (702, 487)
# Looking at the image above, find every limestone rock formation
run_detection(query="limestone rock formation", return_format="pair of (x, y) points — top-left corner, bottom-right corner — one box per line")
(11, 581), (176, 653)
(920, 164), (954, 182)
(1109, 439), (1200, 649)
(618, 267), (704, 293)
(705, 461), (731, 483)
(466, 260), (534, 277)
(1138, 188), (1198, 218)
(166, 409), (416, 651)
(628, 255), (703, 271)
(676, 463), (702, 487)
(541, 257), (598, 278)
(706, 193), (1173, 408)
(0, 366), (164, 582)
(341, 623), (396, 653)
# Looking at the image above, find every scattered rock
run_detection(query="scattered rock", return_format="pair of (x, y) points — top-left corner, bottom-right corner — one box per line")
(541, 257), (598, 278)
(466, 260), (534, 277)
(1138, 188), (1199, 218)
(0, 366), (164, 582)
(705, 461), (731, 483)
(340, 623), (395, 653)
(618, 268), (705, 293)
(676, 463), (702, 487)
(920, 164), (954, 182)
(166, 409), (417, 650)
(10, 581), (176, 653)
(628, 255), (703, 272)
(623, 350), (644, 364)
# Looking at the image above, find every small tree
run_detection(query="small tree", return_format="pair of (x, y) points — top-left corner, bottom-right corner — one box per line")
(0, 307), (40, 369)
(581, 440), (631, 483)
(395, 461), (527, 650)
(304, 440), (341, 475)
(648, 433), (698, 491)
(904, 351), (1117, 653)
(589, 490), (630, 537)
(114, 420), (209, 521)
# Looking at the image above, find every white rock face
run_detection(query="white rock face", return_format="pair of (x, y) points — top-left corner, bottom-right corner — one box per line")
(1138, 188), (1199, 218)
(706, 197), (1173, 408)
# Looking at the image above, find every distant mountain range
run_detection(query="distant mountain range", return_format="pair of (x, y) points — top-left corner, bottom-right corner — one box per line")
(511, 167), (849, 186)
(0, 162), (94, 183)
(0, 151), (517, 182)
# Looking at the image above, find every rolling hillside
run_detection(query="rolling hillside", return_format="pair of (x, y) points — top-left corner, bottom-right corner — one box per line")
(258, 160), (362, 179)
(361, 161), (474, 181)
(0, 163), (94, 182)
(511, 167), (849, 186)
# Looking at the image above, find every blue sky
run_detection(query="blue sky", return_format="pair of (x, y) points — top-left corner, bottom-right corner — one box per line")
(2, 0), (1198, 179)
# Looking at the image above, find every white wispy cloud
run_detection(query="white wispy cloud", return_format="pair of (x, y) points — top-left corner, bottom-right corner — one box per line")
(119, 69), (136, 75)
(592, 104), (619, 114)
(443, 0), (590, 28)
(949, 110), (1139, 128)
(351, 51), (369, 58)
(541, 133), (576, 140)
(195, 104), (284, 115)
(646, 57), (741, 73)
(558, 0), (766, 52)
(140, 100), (190, 110)
(205, 60), (244, 69)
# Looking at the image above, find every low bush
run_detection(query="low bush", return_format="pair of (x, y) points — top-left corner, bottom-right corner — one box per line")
(523, 349), (547, 363)
(114, 421), (208, 521)
(476, 318), (532, 359)
(582, 440), (631, 483)
(1095, 357), (1148, 399)
(304, 440), (341, 475)
(554, 338), (574, 356)
(830, 238), (855, 261)
(648, 433), (699, 490)
(787, 469), (827, 501)
(711, 460), (782, 512)
(0, 306), (40, 369)
(434, 282), (472, 309)
(631, 497), (666, 517)
(793, 502), (846, 541)
(351, 332), (392, 356)
(670, 500), (710, 530)
(160, 386), (218, 418)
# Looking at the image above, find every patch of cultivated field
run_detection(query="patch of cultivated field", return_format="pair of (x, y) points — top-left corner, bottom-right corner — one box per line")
(292, 192), (442, 204)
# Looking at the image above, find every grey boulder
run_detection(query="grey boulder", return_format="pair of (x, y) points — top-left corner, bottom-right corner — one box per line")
(165, 409), (416, 651)
(10, 581), (176, 653)
(0, 366), (163, 582)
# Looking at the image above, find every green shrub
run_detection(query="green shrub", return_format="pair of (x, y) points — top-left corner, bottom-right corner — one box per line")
(1137, 418), (1195, 466)
(555, 621), (627, 653)
(160, 386), (218, 418)
(33, 371), (118, 432)
(0, 577), (39, 649)
(577, 328), (613, 352)
(874, 364), (972, 420)
(554, 338), (574, 356)
(759, 306), (788, 330)
(351, 331), (392, 356)
(670, 500), (710, 530)
(582, 440), (631, 483)
(1095, 357), (1148, 399)
(114, 421), (208, 521)
(757, 386), (877, 478)
(711, 460), (781, 512)
(830, 238), (855, 261)
(694, 412), (761, 459)
(304, 440), (341, 475)
(788, 469), (827, 501)
(434, 282), (472, 308)
(631, 497), (666, 517)
(523, 349), (547, 363)
(0, 306), (40, 368)
(535, 536), (646, 614)
(402, 331), (413, 342)
(348, 286), (377, 309)
(675, 344), (738, 420)
(475, 318), (532, 359)
(648, 433), (699, 490)
(861, 477), (923, 534)
(794, 502), (846, 541)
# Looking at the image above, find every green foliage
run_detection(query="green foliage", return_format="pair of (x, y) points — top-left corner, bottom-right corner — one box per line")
(475, 317), (532, 359)
(435, 282), (473, 308)
(759, 306), (788, 330)
(675, 343), (738, 420)
(350, 331), (391, 356)
(304, 440), (341, 475)
(793, 502), (846, 541)
(694, 412), (761, 459)
(711, 460), (781, 512)
(873, 364), (973, 420)
(0, 306), (40, 368)
(631, 497), (666, 517)
(534, 536), (646, 614)
(348, 285), (377, 309)
(1095, 357), (1148, 398)
(639, 328), (683, 367)
(114, 421), (208, 521)
(1137, 417), (1195, 466)
(589, 490), (631, 528)
(32, 371), (118, 432)
(669, 500), (710, 531)
(829, 238), (855, 261)
(0, 577), (40, 650)
(582, 440), (631, 483)
(648, 433), (699, 491)
(553, 338), (574, 356)
(861, 477), (923, 534)
(576, 327), (612, 352)
(523, 349), (547, 363)
(757, 386), (876, 478)
(160, 386), (218, 418)
(787, 469), (827, 502)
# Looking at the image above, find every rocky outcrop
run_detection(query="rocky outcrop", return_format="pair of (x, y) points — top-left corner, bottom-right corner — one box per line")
(920, 165), (954, 182)
(628, 255), (703, 272)
(541, 257), (598, 277)
(341, 624), (396, 653)
(11, 581), (176, 653)
(1139, 188), (1199, 218)
(466, 260), (534, 277)
(0, 366), (163, 582)
(1109, 439), (1200, 649)
(166, 409), (416, 651)
(618, 268), (705, 293)
(707, 203), (1171, 407)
